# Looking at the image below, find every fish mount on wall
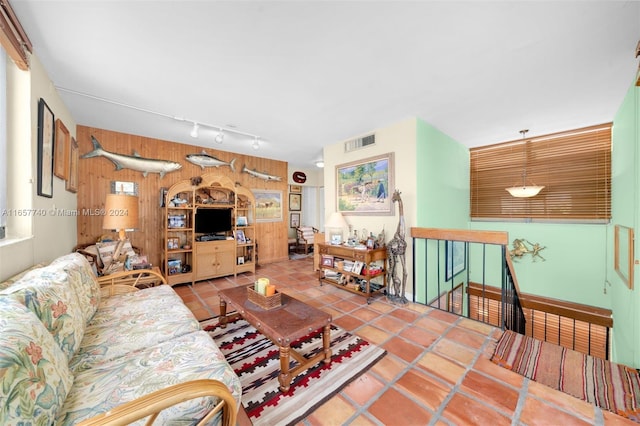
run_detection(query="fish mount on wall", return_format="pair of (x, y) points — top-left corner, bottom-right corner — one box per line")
(241, 164), (282, 181)
(81, 136), (182, 178)
(185, 151), (236, 172)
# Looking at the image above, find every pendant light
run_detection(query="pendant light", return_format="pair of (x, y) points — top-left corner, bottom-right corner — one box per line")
(505, 130), (545, 198)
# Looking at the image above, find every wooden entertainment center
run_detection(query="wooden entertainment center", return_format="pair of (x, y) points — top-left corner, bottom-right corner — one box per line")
(163, 173), (256, 286)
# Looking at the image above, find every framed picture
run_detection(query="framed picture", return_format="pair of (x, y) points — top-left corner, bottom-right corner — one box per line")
(290, 184), (302, 193)
(236, 216), (248, 226)
(321, 255), (334, 267)
(37, 98), (54, 198)
(237, 256), (245, 265)
(336, 152), (394, 216)
(252, 190), (283, 222)
(65, 137), (78, 193)
(290, 212), (300, 228)
(235, 229), (246, 243)
(54, 119), (70, 179)
(445, 241), (466, 281)
(289, 193), (301, 211)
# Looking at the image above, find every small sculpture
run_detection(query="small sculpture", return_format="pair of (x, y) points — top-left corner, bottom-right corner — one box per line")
(509, 238), (546, 262)
(387, 190), (408, 304)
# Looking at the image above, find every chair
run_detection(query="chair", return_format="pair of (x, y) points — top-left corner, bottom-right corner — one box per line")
(296, 226), (319, 255)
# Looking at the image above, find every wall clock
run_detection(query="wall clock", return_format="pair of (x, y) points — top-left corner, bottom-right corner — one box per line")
(292, 171), (307, 183)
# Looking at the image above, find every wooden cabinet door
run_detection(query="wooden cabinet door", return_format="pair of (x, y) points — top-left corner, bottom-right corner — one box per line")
(195, 241), (235, 280)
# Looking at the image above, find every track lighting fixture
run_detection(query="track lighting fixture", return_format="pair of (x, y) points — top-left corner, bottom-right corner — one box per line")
(315, 160), (325, 168)
(215, 129), (224, 144)
(53, 87), (264, 148)
(190, 122), (199, 138)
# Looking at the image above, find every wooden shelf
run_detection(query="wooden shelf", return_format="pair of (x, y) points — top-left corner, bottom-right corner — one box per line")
(317, 242), (387, 304)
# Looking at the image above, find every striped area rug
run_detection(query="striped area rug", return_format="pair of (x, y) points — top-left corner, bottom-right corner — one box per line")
(492, 330), (640, 421)
(201, 317), (386, 426)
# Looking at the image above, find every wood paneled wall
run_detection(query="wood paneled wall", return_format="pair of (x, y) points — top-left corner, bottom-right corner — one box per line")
(76, 126), (290, 268)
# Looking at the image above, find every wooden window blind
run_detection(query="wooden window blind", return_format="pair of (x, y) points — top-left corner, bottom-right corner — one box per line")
(470, 123), (612, 221)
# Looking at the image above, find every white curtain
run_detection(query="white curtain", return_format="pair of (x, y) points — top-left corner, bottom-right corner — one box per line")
(301, 186), (324, 229)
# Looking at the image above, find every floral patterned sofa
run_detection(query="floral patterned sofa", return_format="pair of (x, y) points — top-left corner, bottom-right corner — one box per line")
(0, 252), (241, 425)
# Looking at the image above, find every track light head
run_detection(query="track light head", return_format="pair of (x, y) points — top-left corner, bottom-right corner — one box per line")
(190, 122), (199, 138)
(252, 137), (260, 150)
(215, 129), (224, 144)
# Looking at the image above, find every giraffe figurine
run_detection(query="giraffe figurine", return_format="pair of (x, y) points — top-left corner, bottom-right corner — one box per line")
(387, 190), (408, 304)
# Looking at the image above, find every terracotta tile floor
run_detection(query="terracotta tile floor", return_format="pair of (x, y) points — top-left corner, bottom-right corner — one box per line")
(173, 257), (635, 425)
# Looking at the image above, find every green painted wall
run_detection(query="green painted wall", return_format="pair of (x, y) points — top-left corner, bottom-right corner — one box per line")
(609, 82), (639, 366)
(414, 119), (469, 303)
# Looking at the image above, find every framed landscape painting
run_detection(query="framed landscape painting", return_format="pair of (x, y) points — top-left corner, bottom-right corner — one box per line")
(336, 152), (394, 216)
(252, 190), (283, 222)
(445, 240), (466, 281)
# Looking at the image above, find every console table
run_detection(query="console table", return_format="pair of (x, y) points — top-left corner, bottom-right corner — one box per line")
(317, 243), (388, 304)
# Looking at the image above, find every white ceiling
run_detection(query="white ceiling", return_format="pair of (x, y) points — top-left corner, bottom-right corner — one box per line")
(10, 1), (640, 168)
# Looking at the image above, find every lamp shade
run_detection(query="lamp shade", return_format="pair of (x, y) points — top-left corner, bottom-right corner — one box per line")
(103, 194), (139, 234)
(505, 185), (545, 198)
(325, 211), (348, 229)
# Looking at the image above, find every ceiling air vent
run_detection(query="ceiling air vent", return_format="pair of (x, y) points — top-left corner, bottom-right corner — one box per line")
(344, 134), (376, 152)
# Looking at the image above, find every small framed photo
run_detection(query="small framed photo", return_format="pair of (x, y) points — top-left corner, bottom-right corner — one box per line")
(321, 255), (334, 267)
(352, 261), (364, 275)
(290, 184), (302, 193)
(290, 212), (300, 228)
(237, 256), (245, 265)
(236, 216), (248, 226)
(289, 193), (301, 211)
(168, 237), (179, 250)
(235, 229), (246, 243)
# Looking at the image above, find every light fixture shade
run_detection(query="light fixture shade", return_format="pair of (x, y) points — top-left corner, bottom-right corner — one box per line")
(252, 137), (260, 150)
(315, 161), (325, 168)
(505, 185), (545, 198)
(215, 130), (224, 143)
(325, 211), (348, 244)
(103, 194), (139, 234)
(190, 122), (199, 138)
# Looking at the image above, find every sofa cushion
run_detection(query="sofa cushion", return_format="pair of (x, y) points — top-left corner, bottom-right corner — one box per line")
(50, 252), (101, 323)
(0, 262), (46, 290)
(1, 265), (87, 361)
(57, 330), (242, 425)
(0, 297), (74, 423)
(70, 285), (201, 372)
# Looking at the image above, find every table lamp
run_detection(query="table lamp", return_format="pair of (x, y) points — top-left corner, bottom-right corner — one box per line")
(325, 211), (348, 245)
(103, 193), (139, 264)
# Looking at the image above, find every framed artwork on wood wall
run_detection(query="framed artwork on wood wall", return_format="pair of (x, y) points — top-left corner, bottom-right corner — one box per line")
(54, 119), (70, 179)
(37, 98), (54, 198)
(290, 212), (300, 228)
(65, 138), (78, 193)
(253, 189), (283, 222)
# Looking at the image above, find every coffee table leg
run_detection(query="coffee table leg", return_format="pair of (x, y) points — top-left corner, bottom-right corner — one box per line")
(322, 324), (332, 364)
(278, 345), (292, 392)
(219, 299), (228, 328)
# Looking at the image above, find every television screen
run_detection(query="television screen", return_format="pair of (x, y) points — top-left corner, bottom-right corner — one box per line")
(195, 208), (232, 234)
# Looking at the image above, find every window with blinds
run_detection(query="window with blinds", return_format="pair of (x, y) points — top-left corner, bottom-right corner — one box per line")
(470, 123), (612, 222)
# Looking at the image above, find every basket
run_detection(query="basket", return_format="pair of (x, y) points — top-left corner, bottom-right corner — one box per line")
(247, 286), (282, 310)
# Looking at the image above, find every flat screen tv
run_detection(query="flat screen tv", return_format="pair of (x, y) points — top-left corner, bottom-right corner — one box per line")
(195, 208), (232, 234)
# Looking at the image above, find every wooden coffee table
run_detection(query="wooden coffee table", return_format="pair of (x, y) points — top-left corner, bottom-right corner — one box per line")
(218, 285), (332, 392)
